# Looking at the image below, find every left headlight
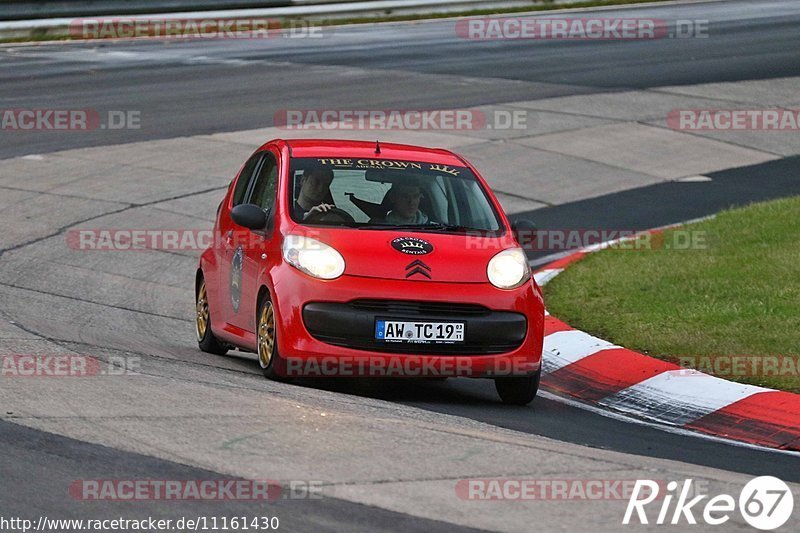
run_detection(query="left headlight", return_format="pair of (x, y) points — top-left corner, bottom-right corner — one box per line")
(487, 247), (530, 289)
(282, 235), (345, 280)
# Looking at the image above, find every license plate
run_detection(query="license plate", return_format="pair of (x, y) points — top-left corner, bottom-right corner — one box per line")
(375, 320), (465, 344)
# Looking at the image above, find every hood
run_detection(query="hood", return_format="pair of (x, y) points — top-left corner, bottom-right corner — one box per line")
(300, 227), (518, 283)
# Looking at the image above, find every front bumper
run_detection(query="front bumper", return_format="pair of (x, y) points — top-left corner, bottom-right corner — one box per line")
(303, 300), (527, 355)
(271, 266), (545, 378)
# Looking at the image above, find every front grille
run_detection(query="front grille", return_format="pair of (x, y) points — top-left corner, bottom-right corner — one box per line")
(302, 301), (527, 356)
(349, 299), (490, 317)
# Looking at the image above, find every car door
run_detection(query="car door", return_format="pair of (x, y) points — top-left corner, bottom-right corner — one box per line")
(229, 149), (280, 334)
(216, 151), (264, 334)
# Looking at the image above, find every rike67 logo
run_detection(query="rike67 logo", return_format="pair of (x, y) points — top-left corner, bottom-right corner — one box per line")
(624, 476), (794, 530)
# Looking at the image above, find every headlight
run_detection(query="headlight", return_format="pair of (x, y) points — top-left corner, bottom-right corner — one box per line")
(282, 235), (345, 280)
(487, 247), (530, 289)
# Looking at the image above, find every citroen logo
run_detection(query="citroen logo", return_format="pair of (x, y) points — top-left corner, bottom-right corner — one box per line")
(405, 259), (431, 279)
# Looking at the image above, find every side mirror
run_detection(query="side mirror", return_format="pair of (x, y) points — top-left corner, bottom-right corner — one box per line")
(511, 219), (537, 249)
(231, 204), (267, 230)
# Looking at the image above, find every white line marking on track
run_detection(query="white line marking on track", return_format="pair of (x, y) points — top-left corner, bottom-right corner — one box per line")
(543, 330), (619, 373)
(599, 369), (773, 426)
(676, 175), (713, 182)
(539, 390), (800, 457)
(533, 268), (563, 286)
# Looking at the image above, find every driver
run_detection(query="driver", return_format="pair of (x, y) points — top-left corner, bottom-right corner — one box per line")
(385, 181), (429, 225)
(293, 167), (335, 220)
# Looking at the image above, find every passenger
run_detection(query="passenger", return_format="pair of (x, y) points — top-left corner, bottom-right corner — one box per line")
(385, 182), (429, 225)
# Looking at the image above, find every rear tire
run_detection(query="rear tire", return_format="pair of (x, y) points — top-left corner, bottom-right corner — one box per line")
(196, 276), (228, 356)
(257, 295), (290, 381)
(495, 370), (540, 405)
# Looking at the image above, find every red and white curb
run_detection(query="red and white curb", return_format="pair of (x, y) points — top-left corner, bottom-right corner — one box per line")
(533, 237), (800, 452)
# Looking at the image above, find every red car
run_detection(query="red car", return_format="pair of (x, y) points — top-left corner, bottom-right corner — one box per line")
(195, 139), (544, 404)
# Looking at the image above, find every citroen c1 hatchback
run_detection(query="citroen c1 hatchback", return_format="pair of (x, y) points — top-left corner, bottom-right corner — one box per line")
(196, 139), (544, 404)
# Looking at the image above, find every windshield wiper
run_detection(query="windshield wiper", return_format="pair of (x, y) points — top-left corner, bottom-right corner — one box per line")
(356, 223), (486, 233)
(420, 223), (486, 233)
(355, 223), (436, 230)
(355, 224), (401, 230)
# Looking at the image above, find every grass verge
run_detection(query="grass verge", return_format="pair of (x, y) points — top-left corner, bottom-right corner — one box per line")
(543, 196), (800, 392)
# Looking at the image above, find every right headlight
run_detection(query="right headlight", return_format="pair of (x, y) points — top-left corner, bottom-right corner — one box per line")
(282, 235), (345, 280)
(487, 247), (530, 289)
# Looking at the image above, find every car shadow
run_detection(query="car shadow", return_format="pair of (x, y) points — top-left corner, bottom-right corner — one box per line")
(288, 376), (508, 406)
(223, 349), (525, 407)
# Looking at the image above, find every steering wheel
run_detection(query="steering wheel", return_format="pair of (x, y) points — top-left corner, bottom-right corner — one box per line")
(304, 207), (357, 225)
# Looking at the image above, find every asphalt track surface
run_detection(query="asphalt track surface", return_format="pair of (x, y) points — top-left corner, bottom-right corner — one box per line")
(1, 420), (478, 532)
(522, 155), (800, 261)
(2, 0), (800, 158)
(2, 0), (800, 529)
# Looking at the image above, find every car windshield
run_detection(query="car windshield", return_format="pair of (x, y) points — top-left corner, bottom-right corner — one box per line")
(288, 157), (502, 233)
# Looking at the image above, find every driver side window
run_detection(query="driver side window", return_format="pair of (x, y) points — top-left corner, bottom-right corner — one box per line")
(247, 152), (278, 213)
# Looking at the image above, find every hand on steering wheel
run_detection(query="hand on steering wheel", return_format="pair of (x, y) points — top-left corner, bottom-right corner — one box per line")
(303, 205), (356, 225)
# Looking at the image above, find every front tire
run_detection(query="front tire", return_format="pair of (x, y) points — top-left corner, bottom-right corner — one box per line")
(196, 276), (228, 356)
(257, 295), (289, 380)
(495, 370), (540, 405)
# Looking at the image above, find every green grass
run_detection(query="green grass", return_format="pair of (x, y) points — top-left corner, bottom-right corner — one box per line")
(543, 196), (800, 392)
(0, 0), (676, 44)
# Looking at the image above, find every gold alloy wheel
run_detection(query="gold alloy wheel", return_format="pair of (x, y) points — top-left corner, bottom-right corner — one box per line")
(196, 280), (209, 342)
(258, 300), (276, 368)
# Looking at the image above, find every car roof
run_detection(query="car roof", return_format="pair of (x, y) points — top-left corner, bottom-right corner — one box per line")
(268, 139), (468, 167)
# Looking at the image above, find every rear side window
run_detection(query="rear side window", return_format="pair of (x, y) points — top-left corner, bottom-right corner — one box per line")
(232, 153), (262, 206)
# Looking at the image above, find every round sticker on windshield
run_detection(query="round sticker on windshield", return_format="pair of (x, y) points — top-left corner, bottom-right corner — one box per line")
(391, 237), (433, 255)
